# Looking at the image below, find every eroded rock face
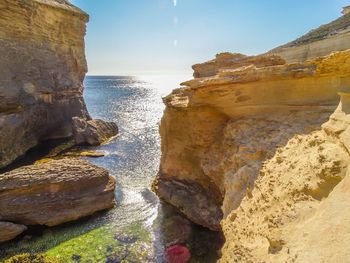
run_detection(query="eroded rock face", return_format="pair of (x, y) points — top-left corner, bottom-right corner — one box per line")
(192, 53), (285, 78)
(72, 117), (118, 146)
(220, 97), (350, 262)
(0, 222), (27, 243)
(0, 0), (90, 168)
(155, 50), (350, 231)
(0, 158), (116, 226)
(154, 178), (223, 231)
(156, 11), (350, 260)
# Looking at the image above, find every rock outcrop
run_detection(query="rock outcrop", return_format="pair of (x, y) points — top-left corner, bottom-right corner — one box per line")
(0, 158), (116, 227)
(0, 222), (27, 243)
(155, 50), (350, 231)
(220, 95), (350, 262)
(269, 12), (350, 63)
(0, 0), (116, 168)
(72, 117), (119, 146)
(155, 9), (350, 262)
(192, 53), (285, 78)
(0, 0), (89, 167)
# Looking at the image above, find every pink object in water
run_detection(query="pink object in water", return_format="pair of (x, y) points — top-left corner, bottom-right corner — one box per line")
(165, 245), (191, 263)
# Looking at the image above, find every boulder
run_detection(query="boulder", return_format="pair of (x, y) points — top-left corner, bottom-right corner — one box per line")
(72, 117), (118, 146)
(0, 222), (27, 243)
(0, 158), (116, 226)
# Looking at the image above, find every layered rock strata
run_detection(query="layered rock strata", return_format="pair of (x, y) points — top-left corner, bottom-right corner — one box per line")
(269, 12), (350, 63)
(0, 0), (117, 168)
(154, 49), (350, 233)
(0, 158), (116, 227)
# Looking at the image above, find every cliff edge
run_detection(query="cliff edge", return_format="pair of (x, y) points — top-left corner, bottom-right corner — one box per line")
(154, 10), (350, 262)
(0, 0), (118, 243)
(0, 0), (89, 167)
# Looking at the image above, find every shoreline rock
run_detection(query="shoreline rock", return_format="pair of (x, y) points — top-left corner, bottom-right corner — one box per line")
(0, 158), (116, 228)
(156, 50), (350, 230)
(0, 0), (117, 168)
(155, 10), (350, 262)
(0, 222), (27, 243)
(72, 117), (118, 146)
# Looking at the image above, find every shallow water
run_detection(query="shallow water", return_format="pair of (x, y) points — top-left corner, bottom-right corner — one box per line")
(0, 76), (223, 263)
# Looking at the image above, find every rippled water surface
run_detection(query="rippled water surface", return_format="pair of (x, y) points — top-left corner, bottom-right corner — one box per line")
(0, 76), (222, 263)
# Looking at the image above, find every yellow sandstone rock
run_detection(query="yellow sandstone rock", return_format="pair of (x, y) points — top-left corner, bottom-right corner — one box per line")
(155, 48), (350, 261)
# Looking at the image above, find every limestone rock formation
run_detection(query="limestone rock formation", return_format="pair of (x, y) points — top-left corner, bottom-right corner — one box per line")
(0, 158), (116, 227)
(155, 50), (350, 231)
(220, 95), (350, 262)
(72, 117), (119, 146)
(155, 10), (350, 261)
(269, 12), (350, 62)
(192, 53), (285, 78)
(0, 222), (27, 243)
(0, 0), (90, 168)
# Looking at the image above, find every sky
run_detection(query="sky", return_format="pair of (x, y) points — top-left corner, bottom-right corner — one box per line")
(71, 0), (349, 76)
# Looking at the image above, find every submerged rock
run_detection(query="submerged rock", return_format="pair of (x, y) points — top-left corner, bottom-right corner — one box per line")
(115, 233), (138, 244)
(165, 245), (191, 263)
(72, 117), (118, 146)
(3, 253), (59, 263)
(0, 222), (27, 243)
(0, 158), (116, 227)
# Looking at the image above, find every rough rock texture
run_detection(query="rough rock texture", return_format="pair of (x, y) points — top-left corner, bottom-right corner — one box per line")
(0, 0), (90, 168)
(269, 12), (350, 63)
(155, 9), (350, 262)
(220, 95), (350, 262)
(72, 117), (119, 146)
(0, 222), (27, 243)
(0, 158), (116, 226)
(155, 50), (350, 231)
(192, 53), (285, 78)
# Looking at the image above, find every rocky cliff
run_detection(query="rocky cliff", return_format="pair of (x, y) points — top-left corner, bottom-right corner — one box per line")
(155, 50), (350, 231)
(0, 0), (90, 168)
(154, 12), (350, 261)
(219, 94), (350, 262)
(269, 12), (350, 63)
(0, 0), (118, 244)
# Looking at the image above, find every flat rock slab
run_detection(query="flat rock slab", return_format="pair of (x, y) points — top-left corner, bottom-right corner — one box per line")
(0, 158), (116, 226)
(0, 221), (27, 243)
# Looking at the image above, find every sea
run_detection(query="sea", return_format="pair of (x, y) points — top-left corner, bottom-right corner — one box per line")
(0, 76), (223, 263)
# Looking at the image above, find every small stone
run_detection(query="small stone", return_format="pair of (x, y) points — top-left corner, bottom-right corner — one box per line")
(165, 245), (191, 263)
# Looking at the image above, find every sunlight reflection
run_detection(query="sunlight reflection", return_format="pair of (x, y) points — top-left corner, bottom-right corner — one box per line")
(138, 75), (191, 95)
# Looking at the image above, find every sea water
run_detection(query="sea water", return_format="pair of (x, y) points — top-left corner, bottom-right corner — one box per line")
(0, 76), (222, 263)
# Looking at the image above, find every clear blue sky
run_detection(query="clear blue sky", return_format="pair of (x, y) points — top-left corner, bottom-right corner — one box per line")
(71, 0), (349, 76)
